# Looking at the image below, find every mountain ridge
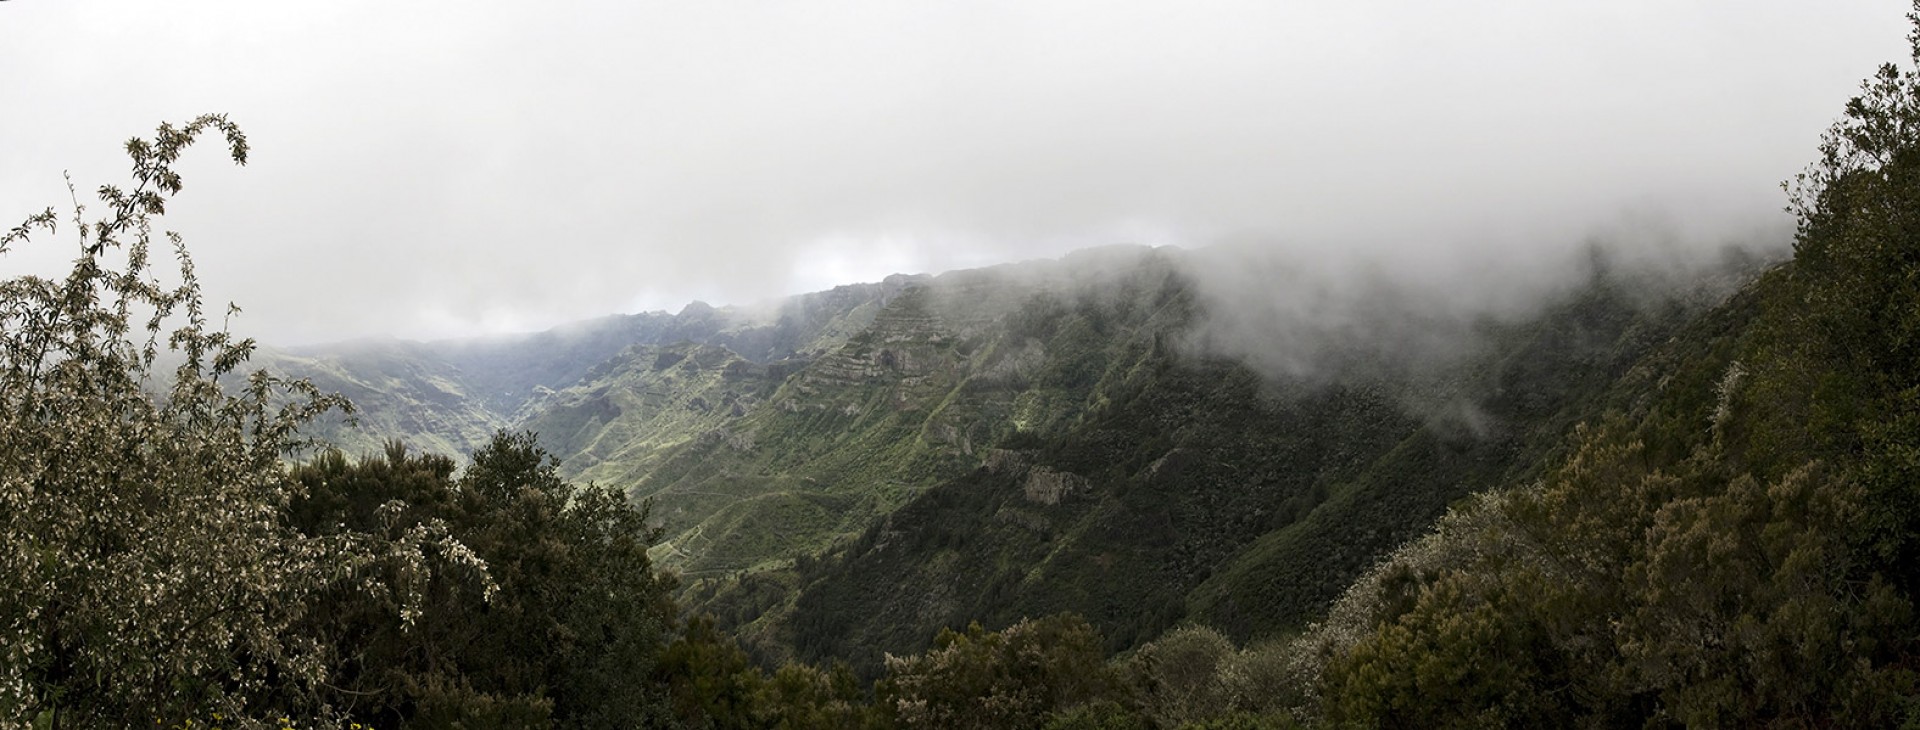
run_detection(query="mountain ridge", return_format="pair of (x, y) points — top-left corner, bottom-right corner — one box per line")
(259, 240), (1775, 673)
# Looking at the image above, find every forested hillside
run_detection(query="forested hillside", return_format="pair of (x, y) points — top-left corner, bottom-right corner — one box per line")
(267, 230), (1760, 674)
(755, 251), (1755, 673)
(11, 11), (1920, 728)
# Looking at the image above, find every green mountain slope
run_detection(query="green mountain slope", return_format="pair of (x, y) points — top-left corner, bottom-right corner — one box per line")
(253, 341), (510, 457)
(259, 279), (912, 456)
(613, 246), (1195, 579)
(726, 250), (1767, 672)
(271, 238), (1776, 681)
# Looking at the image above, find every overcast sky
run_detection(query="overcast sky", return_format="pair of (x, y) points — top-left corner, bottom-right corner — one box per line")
(1, 1), (1910, 344)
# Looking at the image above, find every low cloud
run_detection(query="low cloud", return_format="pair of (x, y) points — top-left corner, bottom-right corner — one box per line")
(1177, 215), (1791, 418)
(0, 1), (1902, 344)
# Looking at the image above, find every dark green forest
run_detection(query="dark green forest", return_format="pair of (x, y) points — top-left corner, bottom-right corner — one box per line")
(12, 13), (1920, 729)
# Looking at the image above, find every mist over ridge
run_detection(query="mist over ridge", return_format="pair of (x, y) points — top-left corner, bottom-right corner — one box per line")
(282, 211), (1788, 418)
(1178, 214), (1791, 387)
(1, 1), (1901, 344)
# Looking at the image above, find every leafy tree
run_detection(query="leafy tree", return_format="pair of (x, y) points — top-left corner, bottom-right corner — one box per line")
(876, 614), (1121, 729)
(1127, 624), (1234, 727)
(1771, 3), (1920, 598)
(288, 433), (679, 727)
(751, 661), (878, 729)
(652, 614), (768, 728)
(0, 117), (481, 727)
(1321, 567), (1582, 728)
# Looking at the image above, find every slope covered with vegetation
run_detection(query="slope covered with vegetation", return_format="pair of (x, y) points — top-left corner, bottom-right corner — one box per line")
(253, 278), (912, 458)
(252, 178), (1775, 681)
(1291, 36), (1920, 724)
(716, 247), (1757, 673)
